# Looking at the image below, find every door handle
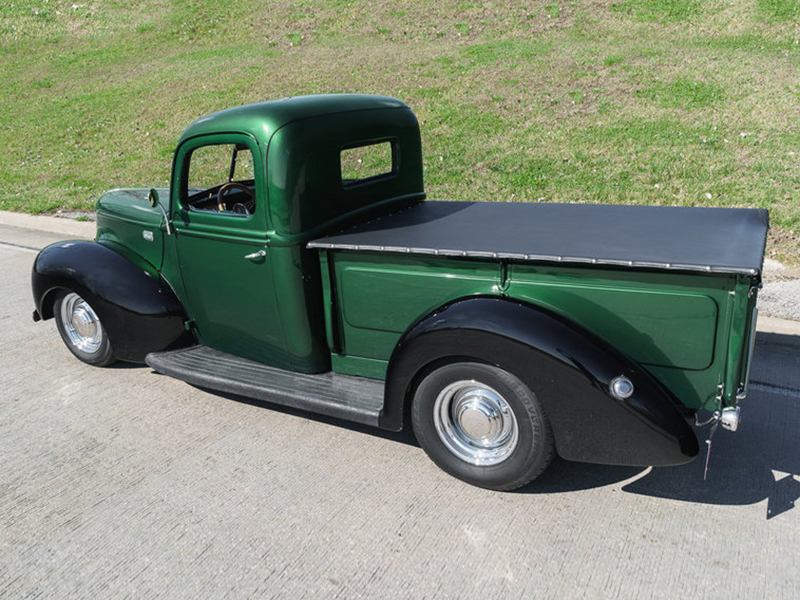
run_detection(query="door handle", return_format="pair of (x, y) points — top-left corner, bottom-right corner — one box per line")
(244, 250), (267, 260)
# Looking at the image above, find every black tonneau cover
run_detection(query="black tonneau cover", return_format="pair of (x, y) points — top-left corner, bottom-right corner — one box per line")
(308, 201), (769, 277)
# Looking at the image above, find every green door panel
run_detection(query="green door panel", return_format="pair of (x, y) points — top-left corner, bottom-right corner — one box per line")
(333, 255), (501, 361)
(508, 280), (718, 369)
(172, 132), (291, 368)
(174, 223), (287, 365)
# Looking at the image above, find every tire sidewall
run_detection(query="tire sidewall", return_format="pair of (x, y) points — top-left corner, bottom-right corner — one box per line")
(53, 290), (116, 367)
(412, 362), (553, 490)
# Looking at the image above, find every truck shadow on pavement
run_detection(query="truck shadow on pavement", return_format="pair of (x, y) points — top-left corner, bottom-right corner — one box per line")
(194, 386), (420, 446)
(526, 385), (800, 520)
(179, 376), (798, 519)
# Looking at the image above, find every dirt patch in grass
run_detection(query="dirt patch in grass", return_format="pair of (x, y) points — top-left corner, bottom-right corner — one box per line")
(767, 226), (800, 267)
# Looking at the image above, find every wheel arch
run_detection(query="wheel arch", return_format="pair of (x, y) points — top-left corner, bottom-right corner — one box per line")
(32, 240), (192, 362)
(37, 285), (62, 321)
(381, 296), (699, 467)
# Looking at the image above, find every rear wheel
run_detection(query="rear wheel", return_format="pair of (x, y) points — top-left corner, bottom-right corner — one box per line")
(53, 291), (116, 367)
(411, 362), (554, 490)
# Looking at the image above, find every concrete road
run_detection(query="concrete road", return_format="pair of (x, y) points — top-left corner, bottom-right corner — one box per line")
(1, 223), (799, 599)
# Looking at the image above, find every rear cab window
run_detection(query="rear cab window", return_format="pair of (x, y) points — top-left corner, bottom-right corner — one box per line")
(340, 141), (396, 188)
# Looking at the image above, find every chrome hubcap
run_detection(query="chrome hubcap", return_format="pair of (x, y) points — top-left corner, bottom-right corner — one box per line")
(60, 293), (104, 354)
(433, 380), (519, 466)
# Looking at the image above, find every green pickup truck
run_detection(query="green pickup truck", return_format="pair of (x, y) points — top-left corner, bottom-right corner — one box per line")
(32, 95), (768, 490)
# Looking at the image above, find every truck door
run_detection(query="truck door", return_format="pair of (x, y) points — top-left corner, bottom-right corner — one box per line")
(171, 134), (287, 367)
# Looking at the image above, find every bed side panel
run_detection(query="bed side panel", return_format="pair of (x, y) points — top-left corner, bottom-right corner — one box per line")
(506, 264), (735, 410)
(326, 253), (501, 378)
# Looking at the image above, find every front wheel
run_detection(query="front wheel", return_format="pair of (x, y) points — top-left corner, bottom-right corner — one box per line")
(411, 362), (554, 490)
(53, 291), (116, 367)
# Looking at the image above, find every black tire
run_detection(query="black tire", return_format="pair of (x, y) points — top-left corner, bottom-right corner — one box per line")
(411, 362), (554, 490)
(53, 290), (116, 367)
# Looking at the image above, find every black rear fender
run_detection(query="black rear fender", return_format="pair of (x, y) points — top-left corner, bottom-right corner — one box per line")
(382, 297), (699, 467)
(32, 241), (191, 362)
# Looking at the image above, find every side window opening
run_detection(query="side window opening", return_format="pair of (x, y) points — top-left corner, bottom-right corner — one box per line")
(340, 141), (395, 188)
(186, 143), (256, 215)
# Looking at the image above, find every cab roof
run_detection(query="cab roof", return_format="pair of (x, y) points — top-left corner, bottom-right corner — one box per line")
(179, 94), (410, 145)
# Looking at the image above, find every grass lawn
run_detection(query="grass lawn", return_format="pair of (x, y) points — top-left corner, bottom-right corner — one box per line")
(1, 0), (798, 261)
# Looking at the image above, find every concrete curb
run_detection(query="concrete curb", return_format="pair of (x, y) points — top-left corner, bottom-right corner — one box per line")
(756, 315), (800, 339)
(0, 210), (95, 238)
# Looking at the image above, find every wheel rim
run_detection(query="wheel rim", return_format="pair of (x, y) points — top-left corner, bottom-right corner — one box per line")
(433, 380), (519, 466)
(59, 292), (104, 354)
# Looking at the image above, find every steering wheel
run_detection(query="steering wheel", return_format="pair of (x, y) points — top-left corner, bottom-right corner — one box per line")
(217, 182), (255, 213)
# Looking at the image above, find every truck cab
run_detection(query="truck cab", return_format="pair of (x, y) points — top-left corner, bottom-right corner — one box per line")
(32, 95), (769, 490)
(161, 95), (424, 373)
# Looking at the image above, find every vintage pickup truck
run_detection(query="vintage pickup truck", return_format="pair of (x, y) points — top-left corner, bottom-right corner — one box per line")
(32, 95), (769, 490)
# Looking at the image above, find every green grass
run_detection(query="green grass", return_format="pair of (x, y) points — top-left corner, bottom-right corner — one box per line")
(758, 0), (800, 21)
(1, 0), (799, 262)
(636, 79), (725, 108)
(611, 0), (702, 22)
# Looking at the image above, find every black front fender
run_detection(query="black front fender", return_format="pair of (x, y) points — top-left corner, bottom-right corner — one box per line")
(382, 297), (699, 467)
(32, 240), (191, 362)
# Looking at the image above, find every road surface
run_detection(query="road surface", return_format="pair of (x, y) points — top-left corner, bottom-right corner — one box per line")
(1, 223), (798, 599)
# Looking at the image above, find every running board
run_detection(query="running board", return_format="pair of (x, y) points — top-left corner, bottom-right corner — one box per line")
(145, 345), (385, 427)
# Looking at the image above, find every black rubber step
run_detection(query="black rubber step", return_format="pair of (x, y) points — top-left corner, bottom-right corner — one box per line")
(146, 345), (385, 427)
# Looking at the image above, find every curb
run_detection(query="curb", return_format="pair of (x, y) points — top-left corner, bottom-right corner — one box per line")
(756, 315), (800, 341)
(0, 210), (95, 238)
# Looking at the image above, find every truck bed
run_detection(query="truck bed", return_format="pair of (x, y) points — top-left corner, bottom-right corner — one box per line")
(308, 201), (770, 276)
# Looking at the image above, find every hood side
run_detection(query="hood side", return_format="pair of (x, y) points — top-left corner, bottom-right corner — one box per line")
(96, 187), (170, 270)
